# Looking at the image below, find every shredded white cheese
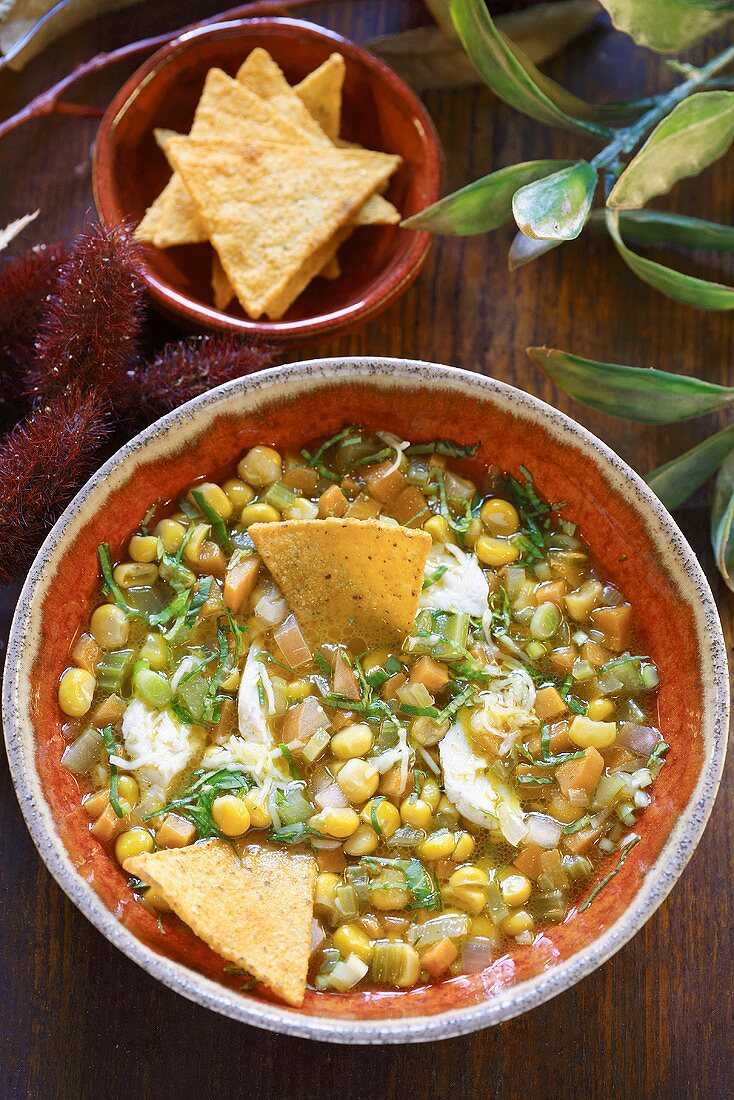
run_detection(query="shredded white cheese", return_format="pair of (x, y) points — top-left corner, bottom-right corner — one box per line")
(121, 698), (203, 795)
(420, 543), (489, 617)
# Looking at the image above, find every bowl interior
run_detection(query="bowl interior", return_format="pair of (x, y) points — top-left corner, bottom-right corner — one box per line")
(4, 361), (727, 1041)
(93, 19), (440, 336)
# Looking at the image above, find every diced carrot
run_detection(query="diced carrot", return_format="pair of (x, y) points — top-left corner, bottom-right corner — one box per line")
(280, 697), (330, 745)
(603, 745), (638, 771)
(582, 640), (613, 668)
(333, 652), (361, 700)
(316, 847), (347, 873)
(410, 655), (449, 694)
(364, 461), (406, 504)
(513, 842), (544, 880)
(72, 632), (100, 674)
(563, 821), (605, 855)
(282, 465), (319, 494)
(381, 672), (407, 701)
(533, 685), (568, 721)
(382, 486), (430, 527)
(421, 937), (459, 978)
(91, 693), (125, 729)
(318, 484), (349, 518)
(345, 492), (382, 520)
(590, 604), (633, 653)
(534, 580), (567, 607)
(379, 764), (413, 803)
(434, 858), (455, 881)
(196, 541), (227, 578)
(156, 813), (197, 849)
(526, 723), (571, 757)
(546, 646), (577, 675)
(82, 788), (110, 819)
(547, 794), (585, 824)
(224, 556), (260, 613)
(90, 802), (129, 843)
(556, 747), (604, 800)
(274, 614), (311, 668)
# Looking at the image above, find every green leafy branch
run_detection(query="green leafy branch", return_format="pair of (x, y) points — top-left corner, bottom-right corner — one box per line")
(528, 345), (734, 588)
(403, 0), (734, 310)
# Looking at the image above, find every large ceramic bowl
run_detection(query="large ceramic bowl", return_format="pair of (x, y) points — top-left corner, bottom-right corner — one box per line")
(3, 358), (728, 1043)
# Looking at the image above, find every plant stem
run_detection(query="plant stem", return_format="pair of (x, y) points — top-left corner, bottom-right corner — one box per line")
(592, 43), (734, 172)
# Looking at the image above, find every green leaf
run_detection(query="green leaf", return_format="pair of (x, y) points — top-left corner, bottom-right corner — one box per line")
(646, 423), (734, 509)
(512, 161), (597, 240)
(508, 231), (563, 269)
(450, 0), (614, 135)
(527, 346), (734, 422)
(606, 209), (734, 310)
(711, 449), (734, 590)
(401, 160), (575, 234)
(597, 0), (734, 53)
(587, 209), (734, 250)
(608, 91), (734, 209)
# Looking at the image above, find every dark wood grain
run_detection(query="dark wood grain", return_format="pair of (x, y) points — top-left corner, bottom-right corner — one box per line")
(0, 3), (732, 1098)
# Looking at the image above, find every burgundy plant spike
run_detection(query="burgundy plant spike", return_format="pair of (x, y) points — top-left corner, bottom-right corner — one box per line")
(0, 387), (111, 586)
(0, 242), (67, 431)
(132, 334), (280, 423)
(25, 223), (145, 410)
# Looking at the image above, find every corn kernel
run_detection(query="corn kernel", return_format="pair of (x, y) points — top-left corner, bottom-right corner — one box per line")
(499, 872), (532, 907)
(437, 795), (459, 821)
(331, 723), (373, 760)
(452, 831), (475, 862)
(587, 698), (615, 721)
(154, 518), (186, 554)
(568, 715), (617, 750)
(336, 759), (379, 803)
(117, 775), (140, 806)
(475, 535), (521, 568)
(222, 478), (255, 511)
(220, 668), (241, 693)
(128, 535), (159, 563)
(501, 909), (535, 937)
(449, 865), (489, 889)
(314, 872), (340, 920)
(343, 823), (379, 856)
(421, 779), (441, 812)
(191, 481), (233, 520)
(90, 603), (130, 649)
(480, 498), (520, 535)
(238, 446), (283, 487)
(139, 632), (168, 670)
(400, 796), (433, 831)
(58, 667), (96, 717)
(463, 517), (483, 550)
(361, 798), (400, 839)
(142, 886), (170, 912)
(333, 923), (374, 964)
(243, 790), (271, 829)
(240, 502), (280, 527)
(372, 869), (411, 911)
(312, 808), (360, 839)
(470, 915), (496, 938)
(285, 679), (313, 704)
(113, 561), (158, 588)
(211, 794), (250, 837)
(285, 497), (319, 521)
(183, 523), (210, 564)
(114, 827), (154, 865)
(418, 829), (457, 861)
(422, 515), (456, 545)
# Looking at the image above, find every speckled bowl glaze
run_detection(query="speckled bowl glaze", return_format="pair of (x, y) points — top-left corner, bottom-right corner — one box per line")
(92, 18), (442, 339)
(3, 359), (728, 1044)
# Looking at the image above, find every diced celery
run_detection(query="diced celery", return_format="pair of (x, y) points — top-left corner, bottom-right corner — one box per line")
(134, 666), (172, 709)
(175, 671), (209, 723)
(591, 774), (630, 810)
(525, 640), (546, 661)
(530, 602), (561, 641)
(265, 481), (296, 512)
(96, 649), (134, 693)
(397, 681), (434, 711)
(335, 884), (359, 919)
(641, 663), (660, 689)
(302, 728), (331, 764)
(276, 782), (314, 825)
(387, 826), (425, 848)
(533, 889), (567, 921)
(486, 879), (510, 925)
(61, 727), (104, 774)
(326, 953), (368, 991)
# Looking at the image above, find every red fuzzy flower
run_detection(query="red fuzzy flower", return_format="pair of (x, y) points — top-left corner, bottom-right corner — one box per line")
(132, 334), (280, 423)
(25, 223), (145, 410)
(0, 387), (111, 587)
(0, 242), (67, 430)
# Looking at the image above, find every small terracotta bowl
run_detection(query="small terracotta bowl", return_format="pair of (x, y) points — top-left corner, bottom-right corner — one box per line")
(2, 359), (729, 1043)
(92, 18), (442, 340)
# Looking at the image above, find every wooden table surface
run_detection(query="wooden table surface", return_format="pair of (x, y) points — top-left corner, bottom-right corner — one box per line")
(1, 2), (732, 1096)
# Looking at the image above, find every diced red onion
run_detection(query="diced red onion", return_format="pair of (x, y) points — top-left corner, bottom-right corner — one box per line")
(315, 782), (349, 810)
(617, 723), (661, 756)
(310, 920), (326, 954)
(461, 938), (496, 974)
(525, 812), (562, 849)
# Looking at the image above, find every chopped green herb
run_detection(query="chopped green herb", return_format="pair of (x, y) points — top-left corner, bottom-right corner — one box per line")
(422, 565), (448, 591)
(370, 795), (387, 836)
(361, 856), (441, 911)
(279, 743), (303, 780)
(647, 741), (670, 770)
(488, 586), (511, 637)
(146, 768), (252, 837)
(563, 815), (592, 835)
(269, 822), (324, 845)
(406, 440), (479, 459)
(190, 489), (234, 554)
(97, 543), (138, 617)
(127, 875), (150, 894)
(503, 466), (562, 564)
(139, 500), (159, 537)
(578, 835), (640, 912)
(101, 725), (124, 818)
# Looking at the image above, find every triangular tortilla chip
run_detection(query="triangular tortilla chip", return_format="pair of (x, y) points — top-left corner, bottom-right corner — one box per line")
(135, 69), (399, 249)
(165, 136), (399, 318)
(249, 517), (432, 649)
(295, 52), (345, 142)
(124, 840), (316, 1007)
(237, 48), (331, 145)
(212, 241), (340, 313)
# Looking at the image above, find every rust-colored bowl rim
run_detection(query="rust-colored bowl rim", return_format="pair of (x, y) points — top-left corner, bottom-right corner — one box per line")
(2, 358), (729, 1043)
(92, 18), (441, 339)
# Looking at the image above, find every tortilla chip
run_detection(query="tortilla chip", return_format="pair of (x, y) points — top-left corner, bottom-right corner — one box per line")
(294, 52), (345, 142)
(249, 517), (431, 649)
(212, 233), (344, 313)
(135, 69), (399, 248)
(165, 136), (399, 318)
(124, 840), (316, 1007)
(237, 48), (331, 145)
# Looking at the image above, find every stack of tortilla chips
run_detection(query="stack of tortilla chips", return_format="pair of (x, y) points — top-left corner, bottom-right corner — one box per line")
(135, 48), (402, 320)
